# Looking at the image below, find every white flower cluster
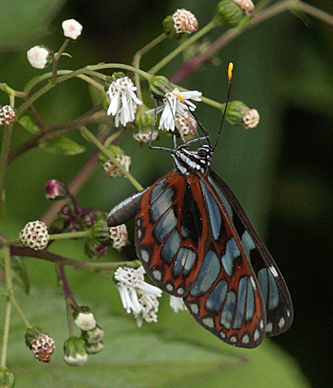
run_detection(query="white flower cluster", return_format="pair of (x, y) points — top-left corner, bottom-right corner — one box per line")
(115, 266), (162, 327)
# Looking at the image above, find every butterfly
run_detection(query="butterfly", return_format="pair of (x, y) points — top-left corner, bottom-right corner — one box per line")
(107, 79), (293, 349)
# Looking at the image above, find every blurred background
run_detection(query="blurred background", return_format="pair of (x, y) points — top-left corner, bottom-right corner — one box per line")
(0, 1), (332, 387)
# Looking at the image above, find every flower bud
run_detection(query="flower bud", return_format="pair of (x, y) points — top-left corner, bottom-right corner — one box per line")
(63, 337), (88, 366)
(0, 105), (15, 126)
(134, 104), (155, 132)
(62, 19), (83, 40)
(19, 220), (49, 250)
(214, 0), (250, 28)
(25, 326), (55, 363)
(27, 45), (52, 69)
(84, 240), (108, 259)
(81, 325), (105, 344)
(73, 306), (96, 331)
(0, 368), (15, 388)
(85, 341), (105, 354)
(149, 76), (173, 100)
(172, 9), (198, 34)
(110, 224), (130, 251)
(225, 100), (260, 129)
(90, 216), (110, 244)
(45, 179), (69, 200)
(97, 145), (123, 165)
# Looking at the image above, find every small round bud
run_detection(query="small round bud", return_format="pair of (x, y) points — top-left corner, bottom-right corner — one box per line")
(134, 105), (155, 132)
(103, 154), (131, 178)
(149, 76), (173, 100)
(175, 112), (197, 139)
(27, 45), (51, 69)
(162, 15), (178, 39)
(172, 9), (198, 34)
(214, 0), (247, 28)
(45, 179), (69, 200)
(85, 341), (105, 354)
(81, 325), (105, 344)
(62, 19), (83, 40)
(225, 100), (260, 129)
(243, 108), (260, 129)
(90, 217), (110, 244)
(0, 367), (15, 388)
(110, 224), (130, 251)
(73, 306), (96, 331)
(133, 130), (159, 144)
(25, 327), (55, 363)
(19, 220), (49, 250)
(0, 105), (15, 126)
(63, 337), (88, 367)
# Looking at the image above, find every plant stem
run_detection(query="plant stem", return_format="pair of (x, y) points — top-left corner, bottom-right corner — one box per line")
(297, 1), (333, 24)
(148, 20), (216, 75)
(8, 295), (32, 328)
(0, 247), (12, 368)
(58, 264), (78, 309)
(52, 39), (71, 80)
(79, 126), (143, 191)
(132, 33), (167, 100)
(0, 124), (13, 212)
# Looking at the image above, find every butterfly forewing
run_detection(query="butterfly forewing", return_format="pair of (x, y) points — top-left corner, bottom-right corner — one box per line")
(208, 170), (293, 336)
(135, 170), (267, 348)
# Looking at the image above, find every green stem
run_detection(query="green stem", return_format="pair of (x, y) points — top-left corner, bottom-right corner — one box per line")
(0, 299), (11, 368)
(0, 124), (13, 211)
(297, 0), (333, 25)
(52, 39), (71, 80)
(8, 295), (32, 328)
(132, 33), (167, 100)
(0, 247), (12, 368)
(6, 230), (91, 247)
(79, 126), (143, 191)
(148, 20), (216, 75)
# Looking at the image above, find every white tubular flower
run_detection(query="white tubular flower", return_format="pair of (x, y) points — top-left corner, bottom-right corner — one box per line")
(27, 46), (51, 69)
(19, 221), (49, 250)
(147, 88), (202, 131)
(107, 77), (142, 127)
(62, 19), (83, 40)
(73, 311), (96, 331)
(115, 266), (162, 322)
(134, 294), (159, 328)
(169, 296), (187, 313)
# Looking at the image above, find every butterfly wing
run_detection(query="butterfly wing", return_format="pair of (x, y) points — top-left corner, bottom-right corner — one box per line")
(135, 171), (267, 348)
(207, 170), (294, 336)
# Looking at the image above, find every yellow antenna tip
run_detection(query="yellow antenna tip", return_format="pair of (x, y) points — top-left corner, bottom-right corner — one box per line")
(228, 62), (233, 82)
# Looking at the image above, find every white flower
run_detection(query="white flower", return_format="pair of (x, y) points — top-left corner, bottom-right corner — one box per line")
(62, 19), (83, 40)
(115, 266), (162, 323)
(147, 88), (202, 131)
(134, 294), (159, 328)
(64, 352), (88, 367)
(107, 77), (142, 127)
(27, 46), (51, 69)
(169, 296), (187, 313)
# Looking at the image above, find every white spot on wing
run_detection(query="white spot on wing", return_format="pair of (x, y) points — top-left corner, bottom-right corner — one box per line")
(269, 265), (278, 277)
(278, 317), (285, 328)
(254, 329), (260, 341)
(266, 322), (273, 333)
(141, 249), (149, 262)
(153, 270), (162, 281)
(250, 276), (257, 291)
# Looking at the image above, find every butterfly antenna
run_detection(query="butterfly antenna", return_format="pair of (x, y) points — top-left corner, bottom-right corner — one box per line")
(213, 62), (233, 151)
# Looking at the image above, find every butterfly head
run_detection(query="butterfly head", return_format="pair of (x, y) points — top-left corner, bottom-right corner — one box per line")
(172, 143), (213, 176)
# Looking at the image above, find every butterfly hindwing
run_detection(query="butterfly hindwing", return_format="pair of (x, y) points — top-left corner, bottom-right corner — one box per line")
(135, 170), (267, 348)
(208, 170), (293, 336)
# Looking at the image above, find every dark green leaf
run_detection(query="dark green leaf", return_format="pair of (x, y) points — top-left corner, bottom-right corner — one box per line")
(40, 137), (86, 155)
(0, 0), (67, 50)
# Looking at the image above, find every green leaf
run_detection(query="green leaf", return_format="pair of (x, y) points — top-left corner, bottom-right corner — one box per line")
(18, 116), (41, 134)
(40, 137), (86, 155)
(0, 0), (67, 50)
(0, 287), (310, 388)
